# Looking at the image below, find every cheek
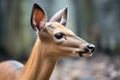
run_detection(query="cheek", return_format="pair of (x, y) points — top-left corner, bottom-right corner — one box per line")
(55, 45), (75, 55)
(57, 37), (77, 48)
(47, 45), (64, 55)
(39, 33), (54, 43)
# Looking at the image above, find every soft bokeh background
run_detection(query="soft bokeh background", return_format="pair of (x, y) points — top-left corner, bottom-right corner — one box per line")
(0, 0), (120, 80)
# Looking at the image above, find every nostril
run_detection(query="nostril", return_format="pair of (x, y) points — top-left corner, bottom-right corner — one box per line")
(87, 44), (95, 52)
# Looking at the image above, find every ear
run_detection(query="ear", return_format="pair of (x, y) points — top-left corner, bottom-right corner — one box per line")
(31, 3), (47, 32)
(50, 7), (68, 26)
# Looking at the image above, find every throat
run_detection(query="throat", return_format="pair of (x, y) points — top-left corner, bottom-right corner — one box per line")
(36, 58), (57, 80)
(21, 39), (58, 80)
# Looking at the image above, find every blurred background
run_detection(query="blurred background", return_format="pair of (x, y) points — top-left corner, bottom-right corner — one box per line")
(0, 0), (120, 80)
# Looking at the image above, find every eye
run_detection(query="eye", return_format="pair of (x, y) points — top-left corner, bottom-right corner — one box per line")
(55, 32), (64, 39)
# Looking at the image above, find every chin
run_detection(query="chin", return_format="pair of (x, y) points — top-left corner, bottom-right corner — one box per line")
(79, 53), (93, 57)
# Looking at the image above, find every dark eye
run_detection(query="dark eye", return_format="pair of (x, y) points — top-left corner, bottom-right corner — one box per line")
(55, 32), (64, 39)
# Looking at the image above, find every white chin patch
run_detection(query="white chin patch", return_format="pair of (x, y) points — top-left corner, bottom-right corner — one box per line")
(82, 53), (93, 57)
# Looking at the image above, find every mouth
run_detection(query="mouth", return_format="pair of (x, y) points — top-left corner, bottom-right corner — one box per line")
(78, 51), (93, 57)
(79, 45), (95, 57)
(77, 48), (94, 57)
(72, 44), (95, 57)
(73, 50), (92, 57)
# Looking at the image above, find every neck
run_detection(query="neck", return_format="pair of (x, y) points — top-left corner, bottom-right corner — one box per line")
(21, 38), (58, 80)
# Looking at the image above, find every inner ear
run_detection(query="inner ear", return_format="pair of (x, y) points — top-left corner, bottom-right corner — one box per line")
(50, 7), (68, 26)
(31, 3), (47, 32)
(60, 7), (68, 26)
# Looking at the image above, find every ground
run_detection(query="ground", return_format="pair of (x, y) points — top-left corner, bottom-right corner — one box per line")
(51, 53), (120, 80)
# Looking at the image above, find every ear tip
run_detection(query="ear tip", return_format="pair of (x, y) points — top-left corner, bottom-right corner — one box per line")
(33, 3), (39, 8)
(33, 3), (38, 6)
(65, 6), (68, 9)
(64, 6), (68, 12)
(33, 3), (43, 11)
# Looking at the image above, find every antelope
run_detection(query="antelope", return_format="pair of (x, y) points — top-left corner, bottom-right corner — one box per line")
(0, 3), (95, 80)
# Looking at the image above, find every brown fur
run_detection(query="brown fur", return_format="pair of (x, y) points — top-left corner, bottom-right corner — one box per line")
(0, 3), (95, 80)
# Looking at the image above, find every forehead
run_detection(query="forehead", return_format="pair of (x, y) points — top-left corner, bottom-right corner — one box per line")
(46, 22), (74, 36)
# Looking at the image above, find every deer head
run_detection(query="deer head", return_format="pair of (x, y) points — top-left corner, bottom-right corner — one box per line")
(30, 3), (95, 58)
